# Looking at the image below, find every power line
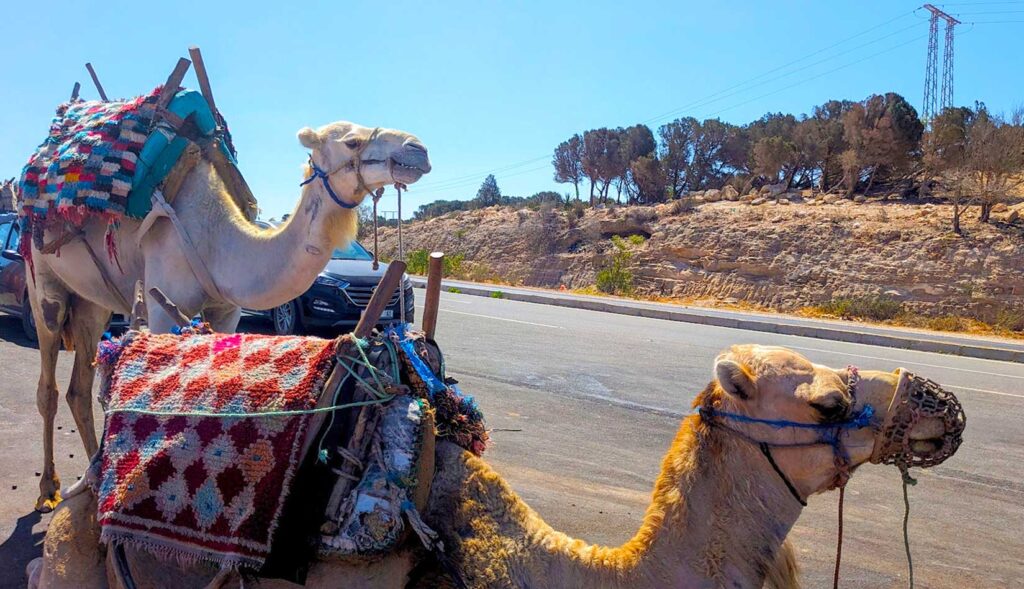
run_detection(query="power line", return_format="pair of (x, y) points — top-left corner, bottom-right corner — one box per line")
(411, 9), (939, 200)
(641, 11), (923, 125)
(697, 35), (929, 121)
(413, 154), (549, 190)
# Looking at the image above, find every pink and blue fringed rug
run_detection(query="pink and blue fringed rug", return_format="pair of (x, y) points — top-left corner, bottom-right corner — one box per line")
(92, 331), (337, 570)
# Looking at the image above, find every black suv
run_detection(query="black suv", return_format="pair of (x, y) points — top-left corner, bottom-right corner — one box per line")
(0, 212), (35, 340)
(245, 235), (415, 335)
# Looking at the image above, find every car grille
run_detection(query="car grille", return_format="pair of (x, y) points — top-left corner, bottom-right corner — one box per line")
(342, 285), (402, 308)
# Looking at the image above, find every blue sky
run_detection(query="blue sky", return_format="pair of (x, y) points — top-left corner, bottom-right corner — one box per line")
(1, 1), (1021, 219)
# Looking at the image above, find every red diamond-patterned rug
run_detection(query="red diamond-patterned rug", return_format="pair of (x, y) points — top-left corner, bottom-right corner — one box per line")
(93, 331), (337, 570)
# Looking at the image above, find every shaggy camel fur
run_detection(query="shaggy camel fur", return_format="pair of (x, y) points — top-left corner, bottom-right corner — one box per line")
(28, 345), (955, 589)
(26, 122), (430, 512)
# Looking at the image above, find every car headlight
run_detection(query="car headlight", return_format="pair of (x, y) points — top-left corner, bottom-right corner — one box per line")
(315, 275), (350, 289)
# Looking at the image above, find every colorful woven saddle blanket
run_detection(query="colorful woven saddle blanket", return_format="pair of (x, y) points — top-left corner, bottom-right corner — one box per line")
(91, 330), (337, 571)
(19, 87), (233, 230)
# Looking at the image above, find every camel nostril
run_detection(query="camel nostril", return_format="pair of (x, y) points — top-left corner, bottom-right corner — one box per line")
(404, 141), (427, 154)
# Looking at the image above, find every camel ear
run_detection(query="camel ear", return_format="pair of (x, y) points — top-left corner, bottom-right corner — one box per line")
(297, 127), (322, 150)
(715, 359), (757, 400)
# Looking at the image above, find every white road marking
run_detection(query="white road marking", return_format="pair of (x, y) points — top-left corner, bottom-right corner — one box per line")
(437, 294), (474, 304)
(945, 385), (1024, 400)
(439, 308), (564, 329)
(787, 345), (1024, 380)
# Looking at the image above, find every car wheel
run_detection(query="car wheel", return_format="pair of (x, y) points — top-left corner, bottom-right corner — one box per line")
(271, 300), (302, 335)
(21, 294), (38, 342)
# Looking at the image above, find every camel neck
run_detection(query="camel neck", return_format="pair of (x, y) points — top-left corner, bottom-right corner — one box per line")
(174, 162), (356, 310)
(522, 417), (804, 588)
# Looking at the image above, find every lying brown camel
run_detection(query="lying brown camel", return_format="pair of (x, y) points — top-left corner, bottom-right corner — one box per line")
(28, 344), (962, 588)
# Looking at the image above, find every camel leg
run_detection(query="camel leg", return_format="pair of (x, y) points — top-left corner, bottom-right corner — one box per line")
(29, 276), (69, 513)
(65, 297), (111, 458)
(202, 302), (241, 333)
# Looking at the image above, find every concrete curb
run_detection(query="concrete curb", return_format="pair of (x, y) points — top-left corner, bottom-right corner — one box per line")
(410, 278), (1024, 364)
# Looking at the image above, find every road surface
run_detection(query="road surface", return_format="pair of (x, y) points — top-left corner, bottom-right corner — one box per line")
(0, 291), (1021, 587)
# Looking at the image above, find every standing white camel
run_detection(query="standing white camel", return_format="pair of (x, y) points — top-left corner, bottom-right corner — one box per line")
(24, 121), (430, 511)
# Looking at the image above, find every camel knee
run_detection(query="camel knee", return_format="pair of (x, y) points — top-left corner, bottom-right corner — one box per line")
(37, 382), (58, 419)
(38, 296), (68, 334)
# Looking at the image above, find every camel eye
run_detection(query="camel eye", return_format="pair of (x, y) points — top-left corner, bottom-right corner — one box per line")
(810, 397), (850, 423)
(344, 138), (361, 150)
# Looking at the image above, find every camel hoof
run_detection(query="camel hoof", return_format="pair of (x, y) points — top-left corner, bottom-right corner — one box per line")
(35, 490), (62, 513)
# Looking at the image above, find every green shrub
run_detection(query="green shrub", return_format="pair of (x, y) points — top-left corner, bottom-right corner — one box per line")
(596, 235), (638, 295)
(448, 287), (462, 294)
(404, 250), (465, 277)
(490, 291), (504, 299)
(816, 296), (903, 321)
(405, 249), (430, 275)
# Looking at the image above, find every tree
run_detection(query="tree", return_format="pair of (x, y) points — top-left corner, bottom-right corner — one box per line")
(553, 134), (584, 200)
(582, 128), (628, 205)
(687, 119), (741, 190)
(752, 136), (797, 186)
(630, 155), (667, 204)
(618, 124), (657, 202)
(659, 117), (697, 197)
(582, 128), (609, 205)
(475, 174), (502, 207)
(924, 106), (974, 232)
(806, 100), (854, 191)
(842, 93), (923, 194)
(927, 105), (1024, 229)
(964, 108), (1024, 222)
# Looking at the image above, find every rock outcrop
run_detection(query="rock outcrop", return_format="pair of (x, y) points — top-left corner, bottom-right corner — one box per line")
(378, 201), (1024, 322)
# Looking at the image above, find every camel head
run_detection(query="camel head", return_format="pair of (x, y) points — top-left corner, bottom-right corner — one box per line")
(701, 345), (965, 502)
(297, 121), (431, 205)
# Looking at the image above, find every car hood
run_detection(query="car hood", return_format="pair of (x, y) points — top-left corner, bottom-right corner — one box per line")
(322, 258), (391, 284)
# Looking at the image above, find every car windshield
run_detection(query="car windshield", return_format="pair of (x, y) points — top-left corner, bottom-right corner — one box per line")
(332, 241), (373, 261)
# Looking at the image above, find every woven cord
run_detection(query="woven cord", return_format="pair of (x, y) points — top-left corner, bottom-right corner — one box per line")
(396, 184), (406, 324)
(902, 468), (916, 589)
(833, 485), (845, 589)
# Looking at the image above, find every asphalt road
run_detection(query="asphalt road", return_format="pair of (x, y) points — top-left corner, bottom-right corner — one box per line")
(1, 292), (1022, 587)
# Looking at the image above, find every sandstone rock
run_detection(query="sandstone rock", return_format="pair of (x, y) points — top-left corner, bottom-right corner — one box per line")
(751, 197), (767, 206)
(801, 189), (814, 198)
(722, 185), (739, 201)
(704, 189), (722, 202)
(1008, 210), (1020, 223)
(992, 203), (1009, 213)
(776, 198), (790, 206)
(766, 183), (787, 196)
(742, 193), (757, 202)
(853, 195), (867, 203)
(694, 195), (706, 203)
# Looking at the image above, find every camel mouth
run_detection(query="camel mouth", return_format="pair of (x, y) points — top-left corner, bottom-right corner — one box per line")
(390, 158), (430, 184)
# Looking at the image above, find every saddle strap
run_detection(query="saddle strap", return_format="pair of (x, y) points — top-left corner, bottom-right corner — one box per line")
(139, 189), (238, 307)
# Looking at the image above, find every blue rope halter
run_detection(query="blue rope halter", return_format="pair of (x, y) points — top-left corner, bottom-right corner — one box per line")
(299, 127), (384, 209)
(699, 365), (874, 506)
(300, 158), (359, 209)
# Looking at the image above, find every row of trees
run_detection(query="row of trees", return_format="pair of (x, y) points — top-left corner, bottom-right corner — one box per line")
(413, 174), (564, 220)
(926, 106), (1024, 232)
(552, 92), (936, 205)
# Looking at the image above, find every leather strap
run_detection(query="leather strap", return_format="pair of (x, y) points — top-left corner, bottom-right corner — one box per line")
(139, 189), (237, 308)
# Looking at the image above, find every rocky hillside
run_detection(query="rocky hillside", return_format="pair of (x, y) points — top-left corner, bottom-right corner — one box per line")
(376, 194), (1024, 326)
